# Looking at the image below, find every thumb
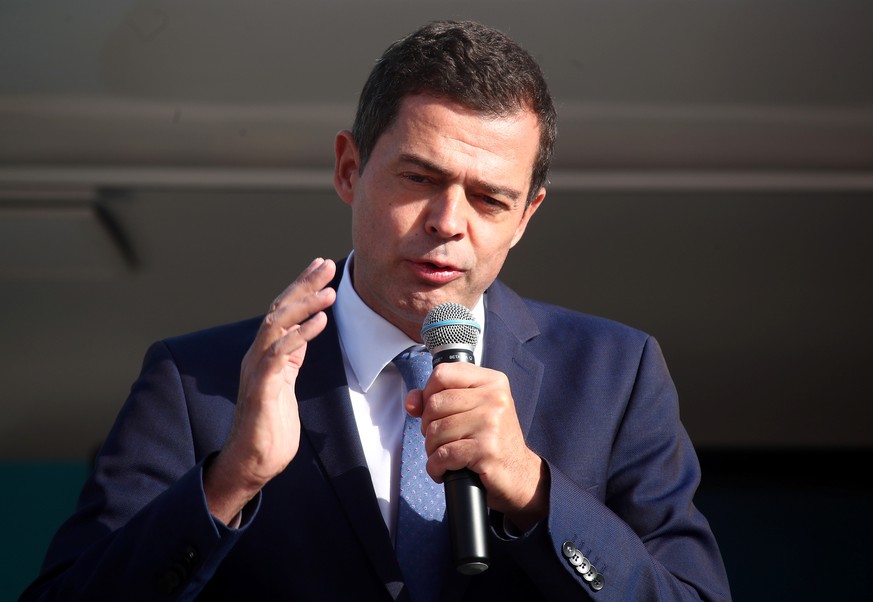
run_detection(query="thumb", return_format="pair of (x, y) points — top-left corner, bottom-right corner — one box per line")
(404, 389), (424, 418)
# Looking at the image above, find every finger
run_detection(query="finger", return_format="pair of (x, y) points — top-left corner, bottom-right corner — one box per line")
(253, 261), (337, 355)
(422, 407), (481, 456)
(421, 387), (482, 422)
(264, 284), (335, 337)
(269, 258), (336, 313)
(425, 439), (479, 482)
(266, 309), (330, 362)
(423, 362), (499, 398)
(254, 289), (335, 361)
(421, 371), (513, 425)
(404, 389), (424, 418)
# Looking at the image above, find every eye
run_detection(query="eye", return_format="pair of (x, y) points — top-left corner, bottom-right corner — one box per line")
(401, 172), (431, 184)
(476, 194), (509, 212)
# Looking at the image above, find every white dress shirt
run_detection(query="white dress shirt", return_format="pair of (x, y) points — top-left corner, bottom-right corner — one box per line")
(332, 254), (485, 540)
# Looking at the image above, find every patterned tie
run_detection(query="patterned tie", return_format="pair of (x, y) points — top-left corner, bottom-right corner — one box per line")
(393, 346), (449, 602)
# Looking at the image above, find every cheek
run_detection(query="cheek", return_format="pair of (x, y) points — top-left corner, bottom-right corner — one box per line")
(355, 208), (414, 260)
(472, 236), (512, 280)
(384, 202), (424, 239)
(353, 194), (392, 239)
(486, 246), (511, 274)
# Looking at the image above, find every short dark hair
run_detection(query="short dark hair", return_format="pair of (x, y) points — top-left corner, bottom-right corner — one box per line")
(352, 21), (557, 206)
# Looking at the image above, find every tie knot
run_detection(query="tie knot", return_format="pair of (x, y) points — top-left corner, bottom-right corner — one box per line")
(393, 346), (433, 391)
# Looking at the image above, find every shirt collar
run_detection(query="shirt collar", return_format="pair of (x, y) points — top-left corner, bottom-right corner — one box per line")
(333, 252), (486, 392)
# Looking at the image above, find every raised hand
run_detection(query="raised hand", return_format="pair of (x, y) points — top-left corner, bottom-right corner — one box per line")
(204, 258), (337, 524)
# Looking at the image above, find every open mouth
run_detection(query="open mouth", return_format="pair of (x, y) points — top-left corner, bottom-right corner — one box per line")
(410, 260), (463, 284)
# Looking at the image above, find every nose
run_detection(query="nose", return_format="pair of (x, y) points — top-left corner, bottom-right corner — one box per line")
(425, 187), (467, 240)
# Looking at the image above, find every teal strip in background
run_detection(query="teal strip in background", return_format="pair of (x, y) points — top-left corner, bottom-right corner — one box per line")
(0, 461), (89, 600)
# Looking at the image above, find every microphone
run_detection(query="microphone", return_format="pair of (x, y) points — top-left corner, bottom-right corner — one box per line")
(421, 302), (490, 575)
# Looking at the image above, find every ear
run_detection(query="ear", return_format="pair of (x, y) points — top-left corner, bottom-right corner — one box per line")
(509, 187), (546, 248)
(334, 130), (360, 206)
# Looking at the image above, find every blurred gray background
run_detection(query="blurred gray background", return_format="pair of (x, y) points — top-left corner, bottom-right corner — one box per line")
(2, 1), (872, 599)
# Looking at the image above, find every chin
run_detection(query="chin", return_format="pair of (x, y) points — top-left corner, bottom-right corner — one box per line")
(401, 282), (476, 315)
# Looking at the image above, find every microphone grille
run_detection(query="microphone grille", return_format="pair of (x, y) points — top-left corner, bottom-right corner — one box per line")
(421, 302), (481, 352)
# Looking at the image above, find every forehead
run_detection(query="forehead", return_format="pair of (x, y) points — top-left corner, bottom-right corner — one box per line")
(381, 94), (541, 187)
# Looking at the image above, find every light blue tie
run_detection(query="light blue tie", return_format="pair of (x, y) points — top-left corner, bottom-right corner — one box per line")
(393, 346), (449, 602)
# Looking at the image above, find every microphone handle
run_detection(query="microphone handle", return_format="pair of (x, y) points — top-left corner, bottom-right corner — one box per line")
(444, 468), (490, 574)
(432, 347), (490, 574)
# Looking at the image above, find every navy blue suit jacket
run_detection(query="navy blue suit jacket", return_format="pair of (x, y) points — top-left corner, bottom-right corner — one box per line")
(22, 272), (730, 601)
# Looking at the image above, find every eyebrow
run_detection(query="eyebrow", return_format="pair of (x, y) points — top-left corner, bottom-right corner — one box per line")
(398, 152), (524, 205)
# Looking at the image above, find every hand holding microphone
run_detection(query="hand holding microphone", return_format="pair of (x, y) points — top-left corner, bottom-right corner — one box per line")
(420, 303), (490, 574)
(413, 303), (550, 574)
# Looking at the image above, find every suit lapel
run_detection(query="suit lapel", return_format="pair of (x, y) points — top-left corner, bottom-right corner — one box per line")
(296, 298), (407, 600)
(482, 281), (544, 437)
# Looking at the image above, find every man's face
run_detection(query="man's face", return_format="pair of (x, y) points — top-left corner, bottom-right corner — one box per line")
(334, 94), (545, 340)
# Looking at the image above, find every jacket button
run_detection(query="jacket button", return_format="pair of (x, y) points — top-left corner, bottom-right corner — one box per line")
(591, 572), (605, 591)
(182, 546), (199, 569)
(159, 569), (182, 594)
(561, 541), (576, 558)
(159, 545), (199, 593)
(574, 556), (591, 574)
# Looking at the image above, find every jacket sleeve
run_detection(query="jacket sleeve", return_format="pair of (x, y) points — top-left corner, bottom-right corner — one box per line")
(494, 336), (731, 601)
(19, 341), (259, 602)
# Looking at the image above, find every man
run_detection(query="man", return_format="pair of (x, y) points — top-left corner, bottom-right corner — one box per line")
(22, 21), (730, 601)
